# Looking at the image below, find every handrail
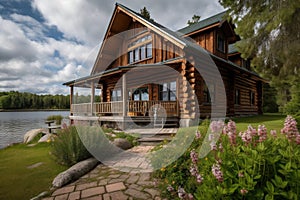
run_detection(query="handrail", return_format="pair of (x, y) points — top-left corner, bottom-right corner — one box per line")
(71, 100), (178, 117)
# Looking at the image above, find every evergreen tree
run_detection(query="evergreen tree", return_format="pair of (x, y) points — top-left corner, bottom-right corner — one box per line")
(140, 7), (154, 22)
(187, 14), (201, 26)
(219, 0), (300, 113)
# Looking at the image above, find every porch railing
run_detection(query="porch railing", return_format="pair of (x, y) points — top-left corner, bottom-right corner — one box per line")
(71, 100), (178, 117)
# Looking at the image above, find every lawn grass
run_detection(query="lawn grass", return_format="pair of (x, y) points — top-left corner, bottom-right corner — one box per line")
(0, 142), (67, 200)
(231, 113), (286, 133)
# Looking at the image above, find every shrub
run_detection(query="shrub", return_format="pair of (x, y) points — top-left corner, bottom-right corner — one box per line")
(47, 115), (63, 125)
(155, 116), (300, 199)
(51, 126), (92, 166)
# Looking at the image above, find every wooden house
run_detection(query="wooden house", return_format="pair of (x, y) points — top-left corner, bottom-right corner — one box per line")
(63, 3), (265, 128)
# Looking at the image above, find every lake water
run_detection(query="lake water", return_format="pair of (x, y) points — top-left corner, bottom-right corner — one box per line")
(0, 111), (70, 149)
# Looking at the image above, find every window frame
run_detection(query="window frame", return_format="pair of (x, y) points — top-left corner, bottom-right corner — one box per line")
(217, 34), (225, 53)
(111, 89), (122, 101)
(203, 82), (215, 104)
(159, 81), (177, 101)
(235, 89), (240, 105)
(250, 90), (255, 106)
(128, 34), (153, 64)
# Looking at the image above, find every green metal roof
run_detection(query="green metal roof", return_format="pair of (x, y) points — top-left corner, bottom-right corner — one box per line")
(228, 43), (238, 54)
(178, 11), (227, 35)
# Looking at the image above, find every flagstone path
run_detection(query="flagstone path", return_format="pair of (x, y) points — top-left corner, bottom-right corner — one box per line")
(42, 146), (164, 200)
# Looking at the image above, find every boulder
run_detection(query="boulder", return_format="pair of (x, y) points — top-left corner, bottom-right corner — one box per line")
(23, 129), (44, 144)
(113, 138), (133, 150)
(52, 158), (99, 188)
(38, 134), (53, 143)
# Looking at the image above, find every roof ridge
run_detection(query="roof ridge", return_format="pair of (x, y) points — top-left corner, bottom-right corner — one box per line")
(178, 10), (227, 34)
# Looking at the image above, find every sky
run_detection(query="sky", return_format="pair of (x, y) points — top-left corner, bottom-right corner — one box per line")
(0, 0), (224, 95)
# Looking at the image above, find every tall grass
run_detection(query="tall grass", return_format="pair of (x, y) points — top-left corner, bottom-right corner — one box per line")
(51, 126), (92, 166)
(47, 115), (63, 125)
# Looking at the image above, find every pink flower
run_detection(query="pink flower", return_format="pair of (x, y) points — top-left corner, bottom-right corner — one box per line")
(196, 174), (204, 184)
(190, 149), (198, 164)
(190, 164), (198, 176)
(281, 115), (299, 142)
(167, 185), (174, 192)
(248, 125), (257, 136)
(210, 141), (217, 151)
(219, 143), (223, 152)
(240, 188), (248, 195)
(210, 120), (224, 133)
(258, 125), (267, 142)
(270, 130), (277, 137)
(178, 186), (186, 199)
(212, 163), (223, 182)
(223, 120), (237, 145)
(240, 130), (252, 145)
(238, 172), (244, 178)
(195, 130), (201, 139)
(188, 193), (194, 200)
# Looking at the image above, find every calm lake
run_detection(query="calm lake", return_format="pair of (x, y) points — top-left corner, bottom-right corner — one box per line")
(0, 111), (70, 149)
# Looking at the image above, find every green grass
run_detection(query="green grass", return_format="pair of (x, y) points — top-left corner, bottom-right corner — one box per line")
(0, 142), (67, 200)
(231, 114), (286, 133)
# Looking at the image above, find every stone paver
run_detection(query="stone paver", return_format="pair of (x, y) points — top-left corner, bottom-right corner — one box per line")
(43, 145), (163, 200)
(105, 182), (126, 193)
(37, 128), (181, 200)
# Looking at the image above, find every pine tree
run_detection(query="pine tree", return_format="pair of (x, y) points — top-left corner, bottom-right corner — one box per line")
(140, 7), (154, 22)
(219, 0), (300, 113)
(187, 14), (201, 26)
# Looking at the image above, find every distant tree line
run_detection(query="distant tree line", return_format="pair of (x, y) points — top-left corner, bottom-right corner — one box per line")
(0, 91), (70, 110)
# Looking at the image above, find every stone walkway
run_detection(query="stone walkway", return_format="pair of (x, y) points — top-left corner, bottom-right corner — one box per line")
(42, 146), (163, 200)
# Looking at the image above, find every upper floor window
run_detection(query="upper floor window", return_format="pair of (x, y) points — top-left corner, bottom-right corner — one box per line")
(128, 34), (152, 64)
(159, 81), (177, 101)
(217, 35), (225, 53)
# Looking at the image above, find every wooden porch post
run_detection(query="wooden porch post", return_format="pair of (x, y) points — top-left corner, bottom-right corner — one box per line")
(91, 82), (95, 116)
(122, 74), (127, 130)
(122, 74), (127, 117)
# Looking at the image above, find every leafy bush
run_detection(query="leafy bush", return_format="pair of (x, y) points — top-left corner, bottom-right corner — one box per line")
(51, 126), (92, 166)
(155, 116), (300, 199)
(47, 115), (63, 125)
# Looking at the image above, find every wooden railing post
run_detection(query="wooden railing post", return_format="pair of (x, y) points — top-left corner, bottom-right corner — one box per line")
(91, 82), (95, 116)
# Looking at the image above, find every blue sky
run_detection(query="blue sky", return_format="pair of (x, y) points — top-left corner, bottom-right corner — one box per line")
(0, 0), (224, 95)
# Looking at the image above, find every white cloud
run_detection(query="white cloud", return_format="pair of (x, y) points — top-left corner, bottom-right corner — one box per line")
(0, 0), (225, 95)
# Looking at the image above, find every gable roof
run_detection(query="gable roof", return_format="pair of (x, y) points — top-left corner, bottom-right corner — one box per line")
(178, 11), (227, 35)
(66, 3), (264, 86)
(90, 3), (187, 75)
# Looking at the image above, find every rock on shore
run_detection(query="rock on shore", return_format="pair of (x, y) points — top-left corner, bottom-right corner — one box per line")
(23, 129), (44, 144)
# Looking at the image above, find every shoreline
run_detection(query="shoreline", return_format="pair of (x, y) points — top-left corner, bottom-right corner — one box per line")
(0, 109), (70, 112)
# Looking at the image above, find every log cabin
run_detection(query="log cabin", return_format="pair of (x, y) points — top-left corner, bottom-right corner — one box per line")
(63, 3), (265, 128)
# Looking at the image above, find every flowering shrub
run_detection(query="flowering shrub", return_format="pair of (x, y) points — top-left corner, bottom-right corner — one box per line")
(155, 116), (300, 199)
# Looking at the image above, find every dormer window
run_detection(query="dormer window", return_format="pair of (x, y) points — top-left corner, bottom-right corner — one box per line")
(217, 35), (225, 53)
(128, 34), (152, 64)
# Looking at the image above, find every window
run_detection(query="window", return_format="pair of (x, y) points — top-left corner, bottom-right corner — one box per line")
(235, 89), (240, 105)
(203, 83), (215, 103)
(217, 35), (225, 52)
(146, 43), (152, 58)
(128, 34), (152, 64)
(132, 88), (149, 101)
(159, 81), (177, 101)
(111, 89), (121, 101)
(250, 91), (255, 105)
